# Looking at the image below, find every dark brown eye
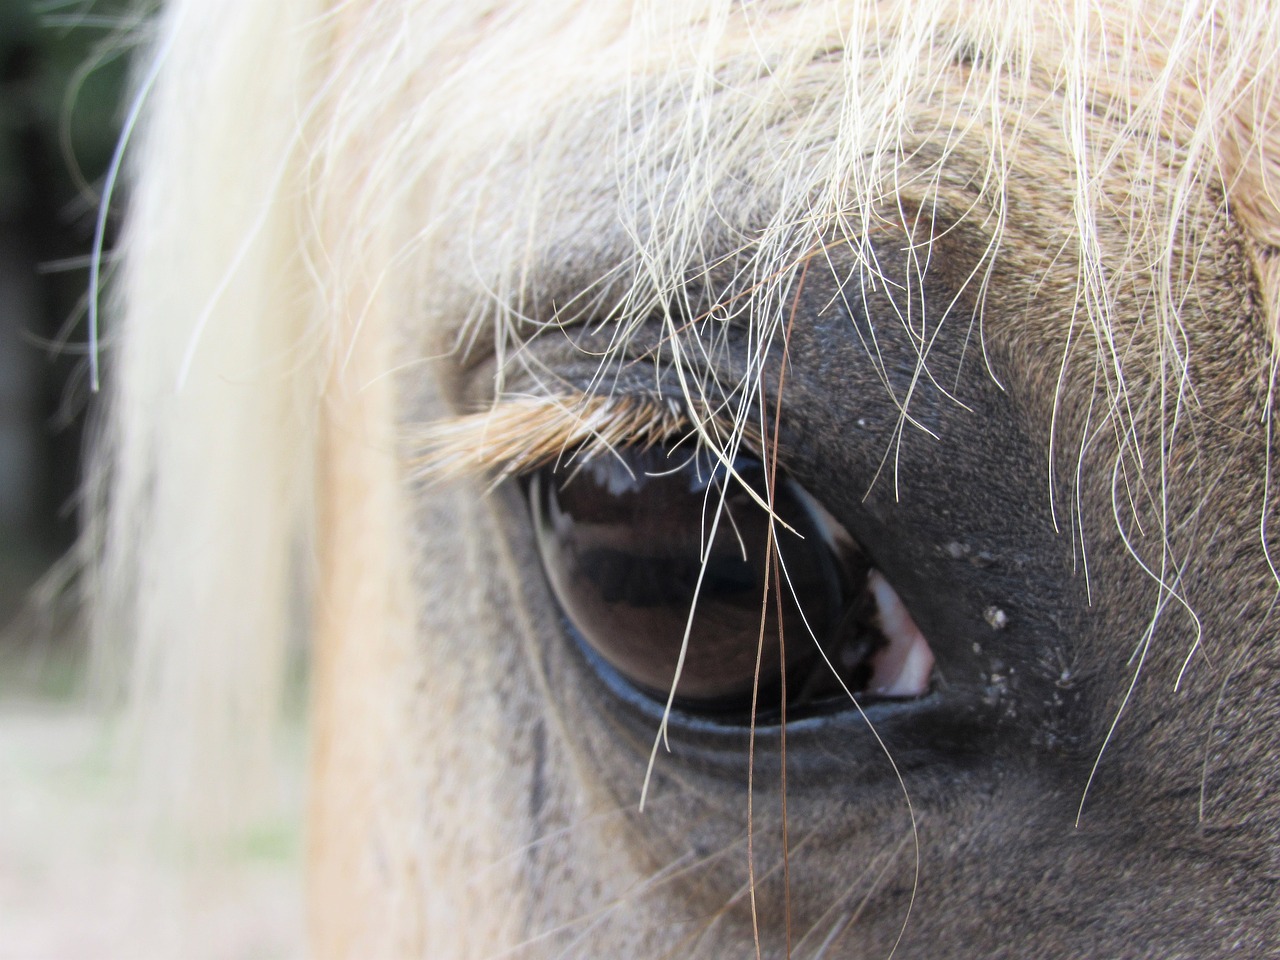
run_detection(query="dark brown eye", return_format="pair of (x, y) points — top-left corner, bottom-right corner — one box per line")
(528, 445), (933, 717)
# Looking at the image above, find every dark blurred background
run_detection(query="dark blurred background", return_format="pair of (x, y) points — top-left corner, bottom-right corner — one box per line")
(0, 0), (133, 628)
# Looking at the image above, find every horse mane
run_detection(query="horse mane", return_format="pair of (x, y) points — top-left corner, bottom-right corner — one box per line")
(93, 0), (1280, 841)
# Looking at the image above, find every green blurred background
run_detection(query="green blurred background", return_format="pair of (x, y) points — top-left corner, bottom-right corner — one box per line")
(0, 0), (135, 628)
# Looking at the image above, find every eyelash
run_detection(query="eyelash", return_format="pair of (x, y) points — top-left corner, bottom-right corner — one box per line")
(407, 392), (759, 486)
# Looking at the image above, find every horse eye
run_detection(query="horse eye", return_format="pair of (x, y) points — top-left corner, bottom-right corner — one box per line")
(527, 446), (935, 718)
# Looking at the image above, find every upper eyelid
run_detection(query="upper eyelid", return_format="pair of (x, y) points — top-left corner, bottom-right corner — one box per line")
(407, 389), (814, 555)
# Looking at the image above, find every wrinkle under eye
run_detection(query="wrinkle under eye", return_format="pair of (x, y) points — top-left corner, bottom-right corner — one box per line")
(528, 445), (935, 717)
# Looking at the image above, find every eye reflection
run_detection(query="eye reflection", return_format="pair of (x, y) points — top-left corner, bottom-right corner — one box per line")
(528, 445), (933, 717)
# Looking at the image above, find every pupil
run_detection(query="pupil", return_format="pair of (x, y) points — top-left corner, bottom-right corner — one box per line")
(529, 445), (874, 713)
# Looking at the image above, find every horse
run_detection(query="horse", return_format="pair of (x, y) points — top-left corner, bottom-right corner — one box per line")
(94, 0), (1280, 955)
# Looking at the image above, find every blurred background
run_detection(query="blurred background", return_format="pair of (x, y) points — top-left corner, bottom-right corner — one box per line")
(0, 3), (304, 956)
(0, 0), (124, 626)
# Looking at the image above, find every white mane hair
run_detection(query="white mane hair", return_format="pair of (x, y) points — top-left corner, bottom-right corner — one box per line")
(95, 0), (1280, 862)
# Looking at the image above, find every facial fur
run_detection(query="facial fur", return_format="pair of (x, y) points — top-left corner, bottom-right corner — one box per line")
(103, 1), (1280, 957)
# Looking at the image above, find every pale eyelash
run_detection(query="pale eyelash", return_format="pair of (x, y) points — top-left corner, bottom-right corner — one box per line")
(406, 393), (758, 485)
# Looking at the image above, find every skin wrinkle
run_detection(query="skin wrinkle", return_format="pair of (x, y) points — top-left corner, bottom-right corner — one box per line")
(101, 1), (1280, 957)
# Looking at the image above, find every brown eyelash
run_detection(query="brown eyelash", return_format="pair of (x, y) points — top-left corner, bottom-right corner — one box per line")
(406, 393), (759, 484)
